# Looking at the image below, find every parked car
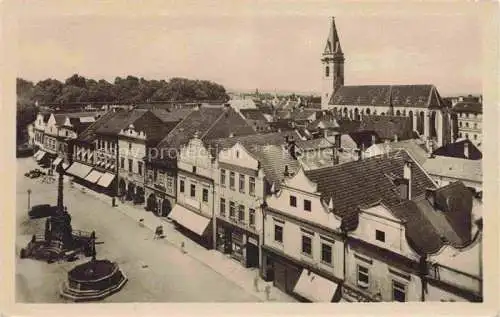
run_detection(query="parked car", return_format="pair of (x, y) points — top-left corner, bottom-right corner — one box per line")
(28, 204), (58, 219)
(24, 169), (45, 179)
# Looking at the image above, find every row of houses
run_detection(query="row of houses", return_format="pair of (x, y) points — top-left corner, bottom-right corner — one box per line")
(29, 102), (482, 303)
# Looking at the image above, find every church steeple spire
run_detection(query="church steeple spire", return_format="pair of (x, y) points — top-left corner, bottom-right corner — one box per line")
(321, 17), (345, 110)
(324, 17), (343, 56)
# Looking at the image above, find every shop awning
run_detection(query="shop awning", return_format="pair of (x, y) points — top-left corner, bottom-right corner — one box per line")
(52, 157), (63, 166)
(97, 172), (115, 188)
(66, 162), (93, 179)
(169, 204), (211, 236)
(85, 170), (103, 183)
(36, 151), (47, 161)
(293, 270), (339, 302)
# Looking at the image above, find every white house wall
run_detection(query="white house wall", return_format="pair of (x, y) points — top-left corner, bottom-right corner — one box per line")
(264, 213), (344, 280)
(352, 205), (421, 261)
(344, 245), (423, 301)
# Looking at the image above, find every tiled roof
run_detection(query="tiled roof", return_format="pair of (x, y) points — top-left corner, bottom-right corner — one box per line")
(240, 109), (268, 121)
(432, 139), (482, 160)
(337, 119), (362, 133)
(65, 111), (104, 119)
(207, 131), (300, 157)
(53, 114), (67, 125)
(290, 108), (318, 121)
(208, 131), (301, 186)
(358, 115), (414, 141)
(153, 106), (255, 161)
(453, 102), (482, 114)
(391, 182), (473, 254)
(269, 119), (295, 131)
(304, 150), (436, 231)
(95, 109), (149, 136)
(155, 107), (226, 153)
(296, 138), (334, 151)
(151, 108), (193, 123)
(346, 131), (379, 149)
(367, 139), (428, 165)
(202, 107), (256, 140)
(129, 111), (176, 145)
(247, 144), (300, 188)
(422, 156), (482, 183)
(76, 110), (121, 143)
(330, 85), (443, 108)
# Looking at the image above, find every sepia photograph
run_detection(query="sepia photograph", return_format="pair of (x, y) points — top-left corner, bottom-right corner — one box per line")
(3, 0), (499, 315)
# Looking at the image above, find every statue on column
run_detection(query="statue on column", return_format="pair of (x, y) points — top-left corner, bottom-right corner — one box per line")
(90, 231), (96, 261)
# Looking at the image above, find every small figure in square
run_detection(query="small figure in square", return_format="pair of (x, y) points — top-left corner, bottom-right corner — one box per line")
(265, 284), (271, 300)
(154, 225), (164, 239)
(253, 273), (260, 292)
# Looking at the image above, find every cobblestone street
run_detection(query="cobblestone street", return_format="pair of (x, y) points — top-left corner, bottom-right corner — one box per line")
(16, 158), (296, 303)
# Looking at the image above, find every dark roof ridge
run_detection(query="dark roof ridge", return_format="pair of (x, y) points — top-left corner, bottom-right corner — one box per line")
(200, 108), (227, 139)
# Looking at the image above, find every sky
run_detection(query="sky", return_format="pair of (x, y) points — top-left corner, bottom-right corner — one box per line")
(15, 4), (483, 96)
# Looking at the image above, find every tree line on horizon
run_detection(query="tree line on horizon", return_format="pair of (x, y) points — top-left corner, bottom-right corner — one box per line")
(16, 74), (230, 145)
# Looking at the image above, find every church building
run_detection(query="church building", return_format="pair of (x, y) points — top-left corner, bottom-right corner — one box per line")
(321, 18), (453, 147)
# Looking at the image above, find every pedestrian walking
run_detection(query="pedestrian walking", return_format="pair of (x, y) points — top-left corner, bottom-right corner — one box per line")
(112, 196), (116, 207)
(154, 225), (164, 239)
(181, 241), (186, 253)
(253, 274), (260, 292)
(265, 284), (271, 300)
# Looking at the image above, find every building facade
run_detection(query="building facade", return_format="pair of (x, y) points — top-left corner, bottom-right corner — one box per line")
(169, 135), (216, 248)
(453, 101), (482, 147)
(214, 142), (266, 268)
(262, 168), (345, 302)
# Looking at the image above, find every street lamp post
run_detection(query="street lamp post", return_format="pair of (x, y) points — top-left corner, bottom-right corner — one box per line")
(27, 189), (32, 211)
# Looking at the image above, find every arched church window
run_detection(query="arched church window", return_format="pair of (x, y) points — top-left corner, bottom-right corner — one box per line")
(325, 66), (330, 77)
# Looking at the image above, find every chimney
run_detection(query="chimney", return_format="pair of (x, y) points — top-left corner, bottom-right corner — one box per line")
(371, 134), (376, 146)
(403, 161), (412, 199)
(425, 188), (437, 207)
(229, 132), (234, 138)
(464, 141), (469, 159)
(394, 134), (399, 142)
(332, 147), (339, 165)
(356, 148), (363, 161)
(284, 165), (290, 177)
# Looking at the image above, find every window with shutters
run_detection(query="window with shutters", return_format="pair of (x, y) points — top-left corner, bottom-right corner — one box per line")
(392, 280), (406, 302)
(220, 198), (226, 217)
(220, 169), (226, 187)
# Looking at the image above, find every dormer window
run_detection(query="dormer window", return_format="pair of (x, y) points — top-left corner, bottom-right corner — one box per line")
(375, 230), (385, 242)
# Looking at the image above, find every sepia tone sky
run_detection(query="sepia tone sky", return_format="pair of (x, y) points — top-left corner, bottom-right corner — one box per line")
(16, 6), (482, 96)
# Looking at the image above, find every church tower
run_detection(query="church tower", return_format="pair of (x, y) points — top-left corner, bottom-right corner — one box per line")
(321, 17), (344, 109)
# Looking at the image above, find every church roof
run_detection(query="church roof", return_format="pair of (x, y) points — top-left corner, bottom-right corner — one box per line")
(329, 84), (444, 109)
